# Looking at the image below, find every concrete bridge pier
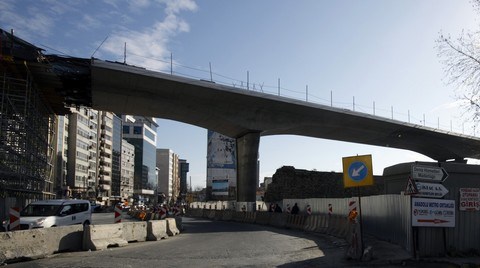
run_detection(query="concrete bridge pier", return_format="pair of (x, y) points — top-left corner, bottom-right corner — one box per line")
(236, 132), (260, 203)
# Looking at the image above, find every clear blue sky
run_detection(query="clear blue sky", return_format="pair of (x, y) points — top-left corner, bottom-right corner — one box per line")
(1, 0), (478, 189)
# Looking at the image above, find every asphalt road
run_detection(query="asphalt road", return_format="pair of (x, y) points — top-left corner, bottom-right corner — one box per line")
(7, 217), (357, 268)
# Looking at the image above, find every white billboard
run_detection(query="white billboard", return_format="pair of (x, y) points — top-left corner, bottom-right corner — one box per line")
(207, 131), (237, 197)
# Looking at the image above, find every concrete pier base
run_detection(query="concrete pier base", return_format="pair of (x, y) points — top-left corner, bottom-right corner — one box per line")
(236, 132), (260, 202)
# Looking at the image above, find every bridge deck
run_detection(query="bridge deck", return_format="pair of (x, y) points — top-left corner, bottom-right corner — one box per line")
(91, 59), (480, 161)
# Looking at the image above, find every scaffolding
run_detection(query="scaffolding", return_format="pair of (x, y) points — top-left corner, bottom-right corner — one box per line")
(0, 68), (57, 201)
(0, 29), (91, 219)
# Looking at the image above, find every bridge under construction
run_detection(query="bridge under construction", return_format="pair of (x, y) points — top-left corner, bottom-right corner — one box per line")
(2, 28), (480, 211)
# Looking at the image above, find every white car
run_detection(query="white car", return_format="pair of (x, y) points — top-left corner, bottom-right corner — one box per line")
(17, 199), (92, 230)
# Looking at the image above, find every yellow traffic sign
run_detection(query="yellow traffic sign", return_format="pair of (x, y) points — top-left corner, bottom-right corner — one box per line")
(342, 155), (374, 188)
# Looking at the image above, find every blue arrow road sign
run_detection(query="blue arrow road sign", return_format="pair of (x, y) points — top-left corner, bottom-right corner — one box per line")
(348, 161), (368, 181)
(342, 155), (374, 188)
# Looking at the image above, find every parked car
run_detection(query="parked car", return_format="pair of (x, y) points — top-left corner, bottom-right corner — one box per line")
(17, 199), (92, 230)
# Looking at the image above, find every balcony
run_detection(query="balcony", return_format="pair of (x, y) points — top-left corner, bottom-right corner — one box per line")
(100, 184), (111, 191)
(99, 178), (111, 184)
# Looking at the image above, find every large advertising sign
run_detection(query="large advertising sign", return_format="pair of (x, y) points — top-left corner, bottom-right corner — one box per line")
(412, 197), (455, 228)
(207, 131), (237, 197)
(207, 131), (236, 169)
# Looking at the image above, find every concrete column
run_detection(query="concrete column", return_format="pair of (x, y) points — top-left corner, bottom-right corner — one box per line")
(236, 132), (260, 202)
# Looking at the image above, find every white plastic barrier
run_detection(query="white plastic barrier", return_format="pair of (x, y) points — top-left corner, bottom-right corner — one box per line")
(122, 222), (147, 243)
(166, 218), (180, 236)
(147, 220), (168, 241)
(83, 224), (128, 251)
(0, 225), (83, 263)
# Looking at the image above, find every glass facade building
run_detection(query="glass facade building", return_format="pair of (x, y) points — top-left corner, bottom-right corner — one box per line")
(122, 115), (158, 205)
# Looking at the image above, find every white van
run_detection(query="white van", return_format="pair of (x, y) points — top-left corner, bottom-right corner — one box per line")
(19, 199), (92, 230)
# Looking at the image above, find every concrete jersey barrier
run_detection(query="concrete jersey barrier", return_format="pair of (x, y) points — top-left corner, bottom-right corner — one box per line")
(166, 218), (180, 236)
(147, 220), (169, 241)
(122, 222), (147, 242)
(0, 225), (83, 264)
(83, 224), (128, 251)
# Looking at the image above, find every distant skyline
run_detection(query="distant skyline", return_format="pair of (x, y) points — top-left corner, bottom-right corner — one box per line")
(1, 1), (479, 189)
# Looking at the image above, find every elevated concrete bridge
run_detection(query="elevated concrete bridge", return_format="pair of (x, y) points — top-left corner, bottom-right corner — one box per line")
(90, 60), (480, 202)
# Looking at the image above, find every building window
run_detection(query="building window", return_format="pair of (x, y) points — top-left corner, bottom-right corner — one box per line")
(145, 128), (155, 140)
(133, 126), (142, 135)
(123, 126), (130, 134)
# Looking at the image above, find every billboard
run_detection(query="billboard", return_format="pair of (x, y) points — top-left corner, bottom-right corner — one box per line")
(207, 130), (237, 197)
(207, 130), (236, 169)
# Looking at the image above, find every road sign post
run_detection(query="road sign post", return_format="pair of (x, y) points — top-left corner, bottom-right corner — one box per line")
(414, 182), (448, 198)
(404, 177), (418, 195)
(411, 197), (455, 227)
(342, 155), (374, 188)
(342, 155), (374, 260)
(411, 164), (448, 182)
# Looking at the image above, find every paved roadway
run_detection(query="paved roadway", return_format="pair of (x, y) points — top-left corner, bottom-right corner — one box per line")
(8, 217), (360, 268)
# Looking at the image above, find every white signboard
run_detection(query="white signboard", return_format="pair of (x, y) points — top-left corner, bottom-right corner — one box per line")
(411, 165), (448, 182)
(412, 197), (455, 227)
(414, 182), (449, 198)
(459, 188), (480, 211)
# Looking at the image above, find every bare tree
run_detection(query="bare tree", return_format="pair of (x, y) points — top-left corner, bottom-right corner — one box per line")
(437, 0), (480, 123)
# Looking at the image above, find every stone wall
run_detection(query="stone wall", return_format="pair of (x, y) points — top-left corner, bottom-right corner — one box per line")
(264, 166), (385, 202)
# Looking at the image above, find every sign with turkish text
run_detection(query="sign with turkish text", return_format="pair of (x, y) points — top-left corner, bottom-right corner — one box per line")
(342, 155), (374, 188)
(411, 164), (448, 182)
(459, 188), (480, 211)
(412, 197), (455, 227)
(414, 182), (449, 198)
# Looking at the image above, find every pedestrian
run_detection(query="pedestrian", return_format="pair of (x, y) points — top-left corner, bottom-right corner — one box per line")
(291, 203), (299, 215)
(274, 203), (282, 213)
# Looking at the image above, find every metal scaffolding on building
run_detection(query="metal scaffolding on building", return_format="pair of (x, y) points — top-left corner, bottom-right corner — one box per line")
(0, 28), (94, 221)
(0, 68), (57, 200)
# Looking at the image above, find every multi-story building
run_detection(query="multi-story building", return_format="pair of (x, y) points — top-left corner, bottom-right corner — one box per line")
(156, 149), (180, 204)
(111, 114), (122, 199)
(206, 130), (237, 201)
(67, 107), (99, 200)
(179, 159), (190, 201)
(55, 115), (69, 197)
(97, 111), (114, 203)
(121, 140), (135, 202)
(122, 115), (158, 205)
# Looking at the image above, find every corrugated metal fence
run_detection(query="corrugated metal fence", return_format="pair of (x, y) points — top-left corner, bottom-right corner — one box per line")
(283, 195), (412, 252)
(360, 195), (412, 253)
